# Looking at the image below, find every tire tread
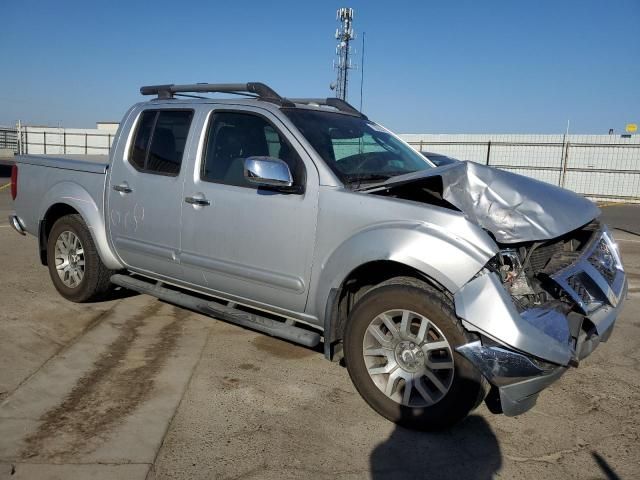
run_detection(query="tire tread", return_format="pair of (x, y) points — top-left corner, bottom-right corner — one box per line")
(343, 275), (486, 431)
(47, 214), (114, 303)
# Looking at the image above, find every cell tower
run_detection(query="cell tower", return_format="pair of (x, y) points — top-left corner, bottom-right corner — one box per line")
(332, 7), (355, 101)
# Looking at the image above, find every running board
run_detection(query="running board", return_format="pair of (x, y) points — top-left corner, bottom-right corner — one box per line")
(110, 274), (321, 348)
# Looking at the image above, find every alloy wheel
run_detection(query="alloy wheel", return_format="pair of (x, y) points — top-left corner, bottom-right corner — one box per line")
(54, 230), (85, 288)
(362, 309), (455, 407)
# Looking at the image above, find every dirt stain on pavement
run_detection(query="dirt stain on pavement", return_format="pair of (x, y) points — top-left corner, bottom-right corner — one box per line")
(21, 301), (186, 461)
(252, 335), (314, 360)
(221, 376), (241, 389)
(238, 363), (260, 371)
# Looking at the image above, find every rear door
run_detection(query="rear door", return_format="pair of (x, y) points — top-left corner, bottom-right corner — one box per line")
(179, 106), (319, 313)
(108, 107), (195, 279)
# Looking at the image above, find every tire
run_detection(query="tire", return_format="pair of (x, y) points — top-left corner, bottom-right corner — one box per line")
(344, 277), (486, 431)
(46, 214), (114, 303)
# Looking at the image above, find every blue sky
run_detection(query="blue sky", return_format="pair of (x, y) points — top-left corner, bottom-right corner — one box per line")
(1, 0), (638, 133)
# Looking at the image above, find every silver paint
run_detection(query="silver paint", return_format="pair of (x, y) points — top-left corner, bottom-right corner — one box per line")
(454, 271), (574, 366)
(10, 95), (626, 417)
(455, 227), (627, 367)
(375, 160), (601, 243)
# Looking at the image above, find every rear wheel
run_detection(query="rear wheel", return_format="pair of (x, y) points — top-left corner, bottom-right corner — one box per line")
(344, 277), (486, 430)
(47, 214), (113, 302)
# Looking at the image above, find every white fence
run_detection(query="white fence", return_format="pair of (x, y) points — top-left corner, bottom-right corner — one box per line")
(10, 124), (640, 202)
(19, 124), (118, 155)
(399, 134), (640, 202)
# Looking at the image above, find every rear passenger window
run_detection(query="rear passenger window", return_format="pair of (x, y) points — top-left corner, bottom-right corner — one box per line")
(130, 111), (155, 170)
(129, 110), (193, 176)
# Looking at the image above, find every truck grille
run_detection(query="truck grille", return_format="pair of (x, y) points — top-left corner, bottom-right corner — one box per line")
(530, 242), (564, 272)
(566, 273), (603, 311)
(537, 222), (597, 275)
(551, 228), (624, 314)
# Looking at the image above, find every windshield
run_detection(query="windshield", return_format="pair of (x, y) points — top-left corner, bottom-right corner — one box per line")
(421, 152), (458, 167)
(284, 109), (432, 187)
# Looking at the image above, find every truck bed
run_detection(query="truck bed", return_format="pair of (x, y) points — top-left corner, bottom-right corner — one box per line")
(11, 154), (109, 237)
(15, 154), (109, 174)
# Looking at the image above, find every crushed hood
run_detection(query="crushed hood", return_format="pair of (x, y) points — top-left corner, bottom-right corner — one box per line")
(372, 161), (600, 243)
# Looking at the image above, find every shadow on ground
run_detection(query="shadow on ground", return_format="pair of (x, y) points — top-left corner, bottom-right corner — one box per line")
(591, 451), (622, 480)
(370, 415), (500, 480)
(104, 285), (140, 301)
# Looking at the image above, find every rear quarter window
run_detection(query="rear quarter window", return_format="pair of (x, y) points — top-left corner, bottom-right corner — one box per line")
(129, 109), (194, 176)
(130, 111), (156, 170)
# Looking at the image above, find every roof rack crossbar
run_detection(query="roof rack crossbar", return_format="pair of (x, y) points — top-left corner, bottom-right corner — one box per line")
(138, 84), (364, 116)
(140, 82), (283, 101)
(286, 97), (366, 118)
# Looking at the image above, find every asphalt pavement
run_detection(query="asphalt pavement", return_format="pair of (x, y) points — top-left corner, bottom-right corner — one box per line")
(0, 176), (638, 479)
(601, 203), (640, 236)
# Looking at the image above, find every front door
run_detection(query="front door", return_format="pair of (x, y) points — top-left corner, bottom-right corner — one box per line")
(108, 108), (195, 279)
(180, 107), (319, 313)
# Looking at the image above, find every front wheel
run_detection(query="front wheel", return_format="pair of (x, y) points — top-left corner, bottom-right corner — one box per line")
(47, 214), (114, 303)
(344, 277), (486, 430)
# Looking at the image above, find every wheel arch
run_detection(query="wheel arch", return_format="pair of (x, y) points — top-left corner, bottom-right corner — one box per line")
(39, 203), (79, 265)
(314, 224), (495, 361)
(323, 260), (454, 361)
(38, 182), (123, 270)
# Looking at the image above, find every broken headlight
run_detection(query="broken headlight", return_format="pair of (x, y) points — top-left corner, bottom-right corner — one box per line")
(495, 249), (536, 297)
(487, 248), (548, 310)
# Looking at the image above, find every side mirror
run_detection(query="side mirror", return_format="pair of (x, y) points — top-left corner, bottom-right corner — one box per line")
(244, 156), (294, 189)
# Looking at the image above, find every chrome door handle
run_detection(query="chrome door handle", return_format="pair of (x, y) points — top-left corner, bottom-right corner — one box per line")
(113, 183), (133, 194)
(184, 196), (210, 206)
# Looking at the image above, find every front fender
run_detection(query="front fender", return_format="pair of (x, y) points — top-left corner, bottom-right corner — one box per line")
(40, 181), (123, 270)
(313, 220), (498, 327)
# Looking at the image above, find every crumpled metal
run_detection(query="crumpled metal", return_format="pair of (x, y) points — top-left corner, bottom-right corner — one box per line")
(381, 161), (600, 243)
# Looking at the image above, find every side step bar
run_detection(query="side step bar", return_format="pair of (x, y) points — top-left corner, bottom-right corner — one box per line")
(110, 274), (321, 348)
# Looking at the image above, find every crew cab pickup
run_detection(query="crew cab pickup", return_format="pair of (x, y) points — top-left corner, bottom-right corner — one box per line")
(9, 82), (627, 430)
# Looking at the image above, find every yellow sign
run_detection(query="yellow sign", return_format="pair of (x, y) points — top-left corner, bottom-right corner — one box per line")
(626, 123), (638, 133)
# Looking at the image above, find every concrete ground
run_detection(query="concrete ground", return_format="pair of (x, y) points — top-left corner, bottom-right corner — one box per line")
(0, 169), (638, 479)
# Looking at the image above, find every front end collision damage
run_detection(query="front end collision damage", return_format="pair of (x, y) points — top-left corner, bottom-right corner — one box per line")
(315, 219), (500, 360)
(454, 227), (627, 416)
(312, 188), (501, 357)
(371, 160), (601, 244)
(456, 341), (566, 416)
(362, 164), (625, 416)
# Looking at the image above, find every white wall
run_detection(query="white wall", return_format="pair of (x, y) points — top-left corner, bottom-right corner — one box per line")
(19, 124), (640, 202)
(399, 133), (640, 202)
(22, 125), (116, 155)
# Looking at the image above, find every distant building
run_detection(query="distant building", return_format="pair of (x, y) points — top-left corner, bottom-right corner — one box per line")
(96, 122), (120, 133)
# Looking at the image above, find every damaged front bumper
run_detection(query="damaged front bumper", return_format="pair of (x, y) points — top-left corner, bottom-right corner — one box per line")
(454, 227), (627, 416)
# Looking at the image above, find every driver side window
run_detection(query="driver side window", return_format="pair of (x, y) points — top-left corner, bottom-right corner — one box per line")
(201, 112), (305, 189)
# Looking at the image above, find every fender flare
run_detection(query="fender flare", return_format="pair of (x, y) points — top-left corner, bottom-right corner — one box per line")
(39, 181), (123, 270)
(312, 221), (498, 349)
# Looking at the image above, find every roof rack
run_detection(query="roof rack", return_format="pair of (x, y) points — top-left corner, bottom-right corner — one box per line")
(139, 83), (366, 117)
(140, 82), (287, 102)
(286, 98), (367, 118)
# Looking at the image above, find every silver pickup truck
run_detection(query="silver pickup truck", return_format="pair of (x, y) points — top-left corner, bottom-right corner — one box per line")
(9, 82), (627, 430)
